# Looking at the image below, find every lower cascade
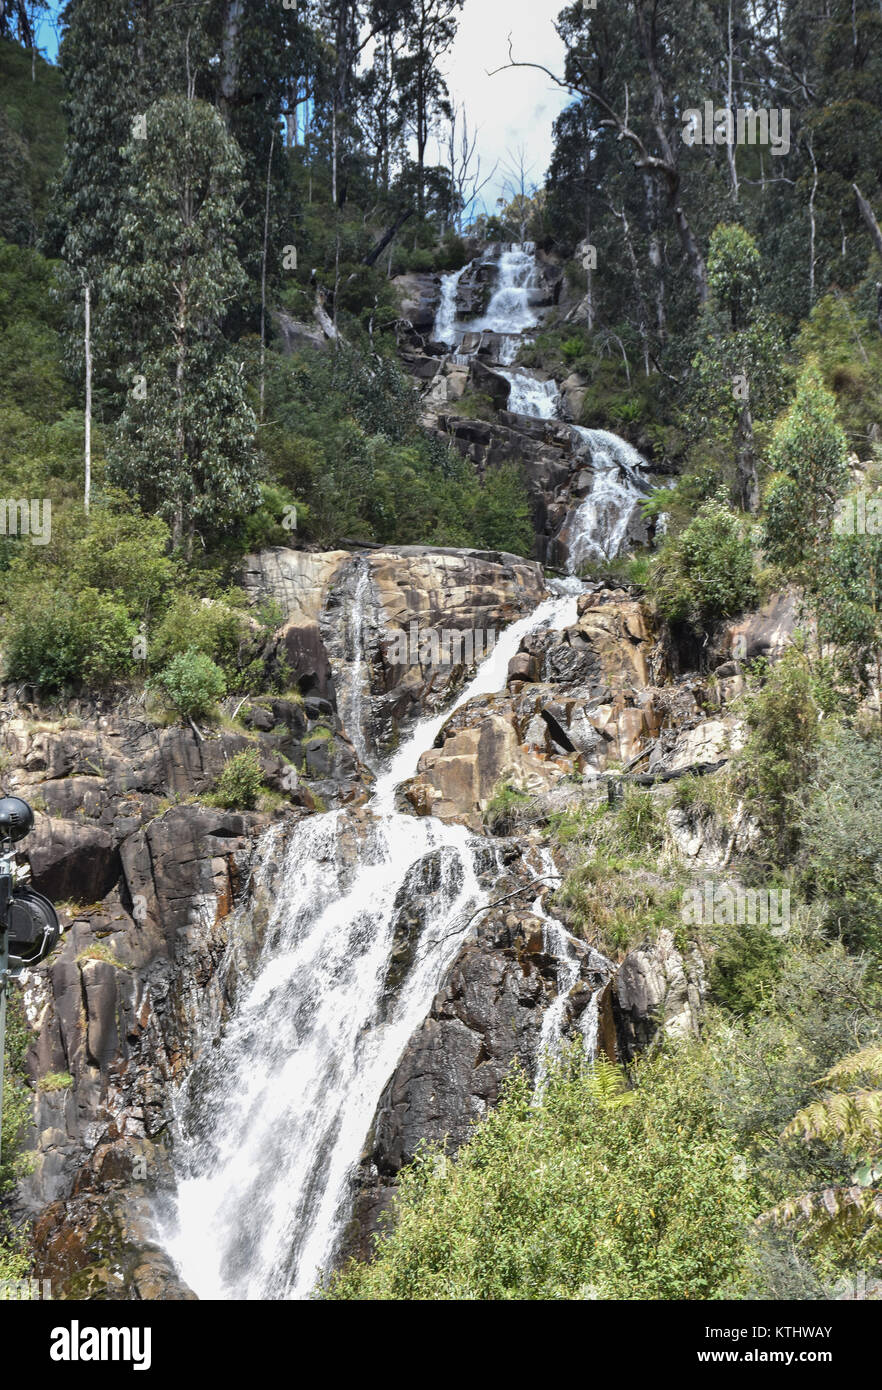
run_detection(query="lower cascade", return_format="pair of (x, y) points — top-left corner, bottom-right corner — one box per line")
(157, 246), (640, 1300)
(158, 588), (580, 1299)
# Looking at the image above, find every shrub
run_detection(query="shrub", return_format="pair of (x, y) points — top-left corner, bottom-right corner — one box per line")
(155, 649), (226, 721)
(709, 921), (785, 1017)
(796, 727), (882, 955)
(735, 648), (824, 860)
(483, 779), (533, 835)
(650, 499), (757, 630)
(150, 592), (251, 676)
(209, 748), (264, 810)
(325, 1043), (756, 1300)
(3, 583), (136, 689)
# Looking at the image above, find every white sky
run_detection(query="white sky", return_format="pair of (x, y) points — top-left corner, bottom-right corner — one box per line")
(435, 0), (571, 215)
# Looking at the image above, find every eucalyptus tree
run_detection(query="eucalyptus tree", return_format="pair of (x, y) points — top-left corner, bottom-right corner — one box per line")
(106, 96), (259, 553)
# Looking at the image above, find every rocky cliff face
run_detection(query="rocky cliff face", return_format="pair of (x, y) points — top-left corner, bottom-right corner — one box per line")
(4, 554), (742, 1296)
(4, 242), (790, 1299)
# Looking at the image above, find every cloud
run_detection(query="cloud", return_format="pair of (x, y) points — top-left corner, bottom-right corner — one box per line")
(434, 0), (571, 215)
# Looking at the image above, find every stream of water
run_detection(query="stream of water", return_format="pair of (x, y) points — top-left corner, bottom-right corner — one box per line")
(159, 245), (642, 1300)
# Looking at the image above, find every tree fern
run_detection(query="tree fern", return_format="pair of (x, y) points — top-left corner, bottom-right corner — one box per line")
(760, 1044), (882, 1260)
(583, 1056), (634, 1110)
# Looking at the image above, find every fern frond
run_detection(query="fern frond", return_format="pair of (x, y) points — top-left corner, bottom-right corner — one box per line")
(760, 1185), (882, 1234)
(821, 1046), (882, 1088)
(585, 1057), (634, 1109)
(783, 1090), (882, 1152)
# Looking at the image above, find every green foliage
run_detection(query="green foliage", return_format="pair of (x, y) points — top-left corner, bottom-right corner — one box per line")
(735, 648), (825, 860)
(155, 650), (226, 722)
(793, 293), (882, 446)
(615, 787), (664, 853)
(814, 484), (882, 703)
(261, 345), (534, 555)
(558, 851), (681, 955)
(150, 592), (251, 680)
(797, 727), (882, 955)
(106, 96), (259, 550)
(0, 38), (65, 245)
(36, 1071), (73, 1093)
(3, 584), (136, 690)
(1, 495), (175, 690)
(707, 224), (761, 332)
(762, 1046), (882, 1265)
(650, 499), (757, 629)
(482, 780), (533, 835)
(325, 1043), (756, 1301)
(208, 748), (265, 811)
(1, 991), (32, 1282)
(709, 922), (785, 1018)
(761, 364), (849, 581)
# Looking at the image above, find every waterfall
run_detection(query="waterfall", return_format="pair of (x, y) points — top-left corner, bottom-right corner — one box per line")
(564, 428), (651, 571)
(433, 243), (543, 359)
(335, 561), (372, 767)
(500, 369), (559, 419)
(531, 849), (582, 1090)
(433, 261), (468, 344)
(530, 847), (611, 1089)
(434, 244), (653, 572)
(158, 585), (580, 1300)
(468, 244), (543, 344)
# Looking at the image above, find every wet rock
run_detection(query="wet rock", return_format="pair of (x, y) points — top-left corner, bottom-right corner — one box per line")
(613, 928), (707, 1059)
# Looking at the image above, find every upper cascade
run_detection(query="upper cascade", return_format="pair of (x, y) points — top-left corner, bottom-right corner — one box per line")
(430, 242), (653, 573)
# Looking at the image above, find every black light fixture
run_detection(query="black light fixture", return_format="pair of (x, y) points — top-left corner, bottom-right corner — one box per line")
(0, 795), (35, 843)
(0, 796), (60, 967)
(1, 795), (62, 1164)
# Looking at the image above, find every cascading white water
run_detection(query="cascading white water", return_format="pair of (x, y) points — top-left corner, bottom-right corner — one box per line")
(434, 244), (652, 571)
(335, 561), (372, 766)
(529, 847), (612, 1088)
(564, 428), (650, 571)
(432, 262), (468, 344)
(531, 848), (581, 1090)
(468, 244), (543, 346)
(159, 585), (581, 1301)
(433, 243), (543, 359)
(500, 369), (559, 419)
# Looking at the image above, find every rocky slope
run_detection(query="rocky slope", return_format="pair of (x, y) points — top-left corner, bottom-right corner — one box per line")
(4, 243), (802, 1299)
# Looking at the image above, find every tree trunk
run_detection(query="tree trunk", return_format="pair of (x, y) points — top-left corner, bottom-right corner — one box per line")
(364, 208), (414, 267)
(853, 184), (882, 258)
(83, 281), (92, 516)
(219, 0), (244, 122)
(259, 129), (275, 423)
(736, 399), (759, 513)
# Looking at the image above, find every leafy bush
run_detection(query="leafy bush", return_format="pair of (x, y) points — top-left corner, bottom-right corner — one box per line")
(325, 1044), (756, 1300)
(209, 748), (265, 810)
(483, 779), (533, 835)
(650, 499), (757, 630)
(1, 992), (32, 1283)
(155, 649), (226, 721)
(796, 727), (882, 955)
(709, 921), (785, 1017)
(735, 648), (825, 861)
(4, 584), (136, 689)
(150, 592), (251, 677)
